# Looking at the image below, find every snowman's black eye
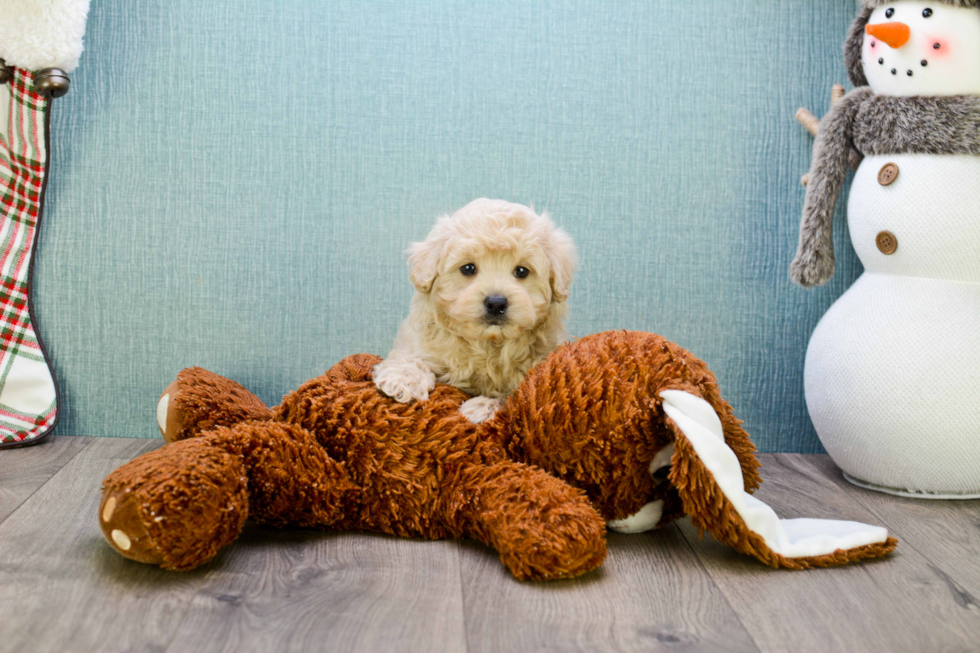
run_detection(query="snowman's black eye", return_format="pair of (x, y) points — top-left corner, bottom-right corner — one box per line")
(923, 8), (933, 17)
(461, 263), (477, 276)
(885, 8), (895, 18)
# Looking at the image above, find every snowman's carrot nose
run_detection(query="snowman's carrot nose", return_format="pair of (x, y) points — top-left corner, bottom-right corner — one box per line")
(866, 22), (911, 49)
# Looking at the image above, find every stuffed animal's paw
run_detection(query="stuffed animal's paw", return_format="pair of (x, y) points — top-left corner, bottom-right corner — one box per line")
(372, 359), (436, 403)
(156, 380), (187, 443)
(99, 438), (249, 570)
(459, 396), (501, 424)
(157, 367), (273, 443)
(457, 462), (607, 580)
(99, 485), (166, 566)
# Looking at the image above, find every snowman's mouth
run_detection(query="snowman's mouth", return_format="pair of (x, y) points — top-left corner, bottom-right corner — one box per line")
(873, 56), (929, 78)
(869, 35), (940, 80)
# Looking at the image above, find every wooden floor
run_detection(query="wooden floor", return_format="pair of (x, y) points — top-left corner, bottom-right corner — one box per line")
(2, 437), (979, 653)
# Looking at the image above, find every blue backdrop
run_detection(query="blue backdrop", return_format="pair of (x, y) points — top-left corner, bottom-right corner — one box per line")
(36, 0), (863, 451)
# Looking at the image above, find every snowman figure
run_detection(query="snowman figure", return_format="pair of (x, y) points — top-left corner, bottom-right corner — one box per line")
(791, 0), (980, 497)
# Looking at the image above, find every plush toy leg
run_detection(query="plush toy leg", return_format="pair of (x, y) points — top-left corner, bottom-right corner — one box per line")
(101, 420), (360, 570)
(156, 367), (274, 443)
(100, 437), (249, 570)
(660, 390), (897, 568)
(449, 462), (607, 581)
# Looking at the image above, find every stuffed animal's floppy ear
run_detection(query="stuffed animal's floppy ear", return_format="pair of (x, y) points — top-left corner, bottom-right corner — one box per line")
(660, 389), (897, 569)
(545, 220), (577, 302)
(407, 216), (451, 293)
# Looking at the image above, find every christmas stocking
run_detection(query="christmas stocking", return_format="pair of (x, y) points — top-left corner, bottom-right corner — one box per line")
(0, 0), (89, 447)
(0, 69), (57, 446)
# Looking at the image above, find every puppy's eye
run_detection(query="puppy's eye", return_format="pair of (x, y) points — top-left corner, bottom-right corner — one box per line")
(885, 8), (894, 18)
(514, 266), (530, 279)
(922, 8), (933, 17)
(460, 263), (477, 276)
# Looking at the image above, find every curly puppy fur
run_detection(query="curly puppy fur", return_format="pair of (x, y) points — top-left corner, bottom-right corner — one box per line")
(374, 199), (577, 423)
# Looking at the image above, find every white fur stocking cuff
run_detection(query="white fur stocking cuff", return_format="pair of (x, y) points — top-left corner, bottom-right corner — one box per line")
(0, 0), (91, 73)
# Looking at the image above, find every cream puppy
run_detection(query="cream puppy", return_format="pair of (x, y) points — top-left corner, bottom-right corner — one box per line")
(373, 199), (577, 423)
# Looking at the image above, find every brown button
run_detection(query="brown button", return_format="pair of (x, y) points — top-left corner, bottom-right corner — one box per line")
(876, 231), (898, 255)
(878, 163), (899, 186)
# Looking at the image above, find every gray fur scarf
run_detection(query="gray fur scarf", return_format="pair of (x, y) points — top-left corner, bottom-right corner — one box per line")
(790, 90), (980, 287)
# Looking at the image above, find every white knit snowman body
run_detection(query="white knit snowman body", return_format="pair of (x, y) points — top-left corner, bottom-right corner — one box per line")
(798, 0), (980, 497)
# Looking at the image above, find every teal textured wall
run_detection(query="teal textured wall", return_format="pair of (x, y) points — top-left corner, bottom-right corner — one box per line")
(36, 0), (863, 450)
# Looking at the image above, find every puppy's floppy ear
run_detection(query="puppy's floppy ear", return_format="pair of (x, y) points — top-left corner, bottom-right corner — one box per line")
(545, 220), (577, 302)
(407, 216), (451, 293)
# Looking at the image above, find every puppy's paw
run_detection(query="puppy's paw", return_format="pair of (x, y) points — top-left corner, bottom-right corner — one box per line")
(460, 396), (502, 424)
(373, 360), (436, 403)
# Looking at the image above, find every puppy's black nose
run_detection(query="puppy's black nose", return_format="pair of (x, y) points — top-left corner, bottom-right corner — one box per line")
(484, 295), (508, 316)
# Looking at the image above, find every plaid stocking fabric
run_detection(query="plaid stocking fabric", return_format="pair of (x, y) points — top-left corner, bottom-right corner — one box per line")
(0, 69), (58, 447)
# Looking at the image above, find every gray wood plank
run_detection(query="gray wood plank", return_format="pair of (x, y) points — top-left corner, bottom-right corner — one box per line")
(6, 441), (977, 653)
(0, 436), (92, 524)
(1, 437), (469, 653)
(459, 523), (759, 653)
(675, 453), (980, 653)
(786, 453), (980, 598)
(163, 532), (468, 653)
(0, 436), (208, 653)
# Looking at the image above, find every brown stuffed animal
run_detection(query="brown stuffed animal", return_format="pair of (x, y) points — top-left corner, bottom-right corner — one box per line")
(99, 331), (896, 580)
